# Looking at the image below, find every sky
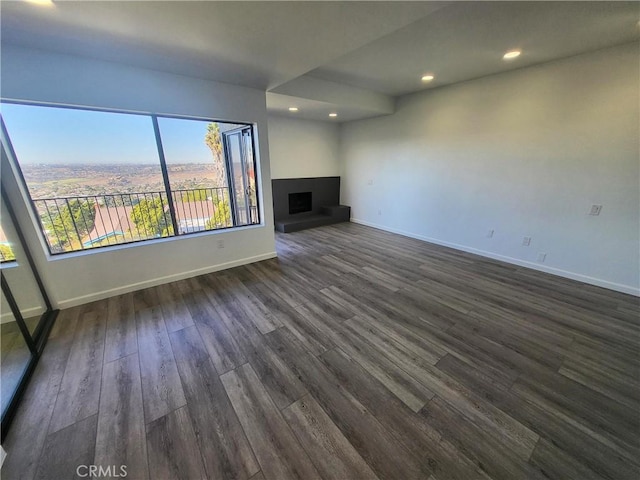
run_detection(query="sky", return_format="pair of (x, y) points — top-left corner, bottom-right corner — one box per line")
(1, 103), (240, 166)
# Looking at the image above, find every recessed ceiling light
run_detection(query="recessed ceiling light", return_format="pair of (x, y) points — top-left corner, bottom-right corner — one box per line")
(421, 74), (435, 82)
(329, 113), (338, 118)
(503, 50), (522, 60)
(288, 107), (298, 112)
(25, 0), (55, 6)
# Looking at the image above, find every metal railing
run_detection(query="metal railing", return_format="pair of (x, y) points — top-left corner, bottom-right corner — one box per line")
(32, 187), (259, 254)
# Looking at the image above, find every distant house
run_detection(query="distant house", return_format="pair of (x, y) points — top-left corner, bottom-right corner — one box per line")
(82, 200), (221, 246)
(84, 204), (135, 246)
(173, 200), (219, 233)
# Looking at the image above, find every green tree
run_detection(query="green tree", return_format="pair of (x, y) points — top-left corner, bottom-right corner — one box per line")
(179, 189), (209, 202)
(204, 123), (228, 188)
(205, 199), (232, 229)
(43, 199), (96, 250)
(130, 198), (173, 238)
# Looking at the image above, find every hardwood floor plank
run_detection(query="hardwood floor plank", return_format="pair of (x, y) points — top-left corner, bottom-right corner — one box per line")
(287, 300), (434, 412)
(155, 281), (183, 303)
(249, 283), (328, 356)
(421, 396), (547, 480)
(445, 323), (554, 379)
(346, 318), (540, 461)
(558, 361), (640, 410)
(214, 299), (308, 410)
(209, 274), (282, 334)
(468, 305), (575, 348)
(331, 319), (435, 412)
(183, 289), (245, 375)
(511, 376), (639, 463)
(243, 261), (309, 308)
(220, 363), (322, 480)
(95, 354), (148, 480)
(49, 307), (106, 433)
(436, 352), (640, 479)
(400, 316), (521, 388)
(266, 327), (433, 480)
(169, 326), (260, 480)
(319, 346), (491, 480)
(104, 293), (137, 363)
(160, 296), (195, 334)
(517, 366), (639, 439)
(528, 438), (608, 480)
(452, 313), (567, 370)
(282, 394), (380, 480)
(146, 406), (207, 480)
(35, 414), (98, 480)
(289, 303), (338, 353)
(133, 286), (160, 311)
(135, 306), (186, 423)
(350, 311), (447, 364)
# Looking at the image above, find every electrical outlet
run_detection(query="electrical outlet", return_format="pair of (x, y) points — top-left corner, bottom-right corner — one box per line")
(522, 236), (531, 246)
(487, 229), (494, 238)
(537, 252), (547, 263)
(377, 209), (382, 215)
(217, 239), (225, 249)
(589, 204), (602, 216)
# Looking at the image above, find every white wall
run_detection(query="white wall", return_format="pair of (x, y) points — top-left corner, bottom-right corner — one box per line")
(0, 46), (276, 309)
(268, 115), (340, 179)
(341, 43), (639, 295)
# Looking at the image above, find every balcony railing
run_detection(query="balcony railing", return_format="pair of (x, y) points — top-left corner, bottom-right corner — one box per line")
(32, 187), (259, 254)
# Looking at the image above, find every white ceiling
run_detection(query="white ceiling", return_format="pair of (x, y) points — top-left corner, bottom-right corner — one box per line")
(307, 1), (640, 97)
(2, 1), (638, 122)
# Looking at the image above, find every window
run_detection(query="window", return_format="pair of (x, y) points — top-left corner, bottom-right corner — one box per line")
(0, 103), (260, 255)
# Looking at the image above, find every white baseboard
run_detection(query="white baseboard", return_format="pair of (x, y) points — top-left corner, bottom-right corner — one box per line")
(351, 218), (639, 297)
(55, 251), (278, 310)
(1, 306), (45, 324)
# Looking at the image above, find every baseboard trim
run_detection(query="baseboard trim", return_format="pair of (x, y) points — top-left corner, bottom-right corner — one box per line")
(351, 218), (639, 297)
(1, 306), (44, 324)
(55, 251), (278, 310)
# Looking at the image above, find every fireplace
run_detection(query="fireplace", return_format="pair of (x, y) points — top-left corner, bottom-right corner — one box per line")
(272, 177), (349, 232)
(289, 191), (312, 214)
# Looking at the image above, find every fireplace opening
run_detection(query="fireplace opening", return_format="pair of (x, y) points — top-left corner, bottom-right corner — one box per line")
(289, 192), (312, 215)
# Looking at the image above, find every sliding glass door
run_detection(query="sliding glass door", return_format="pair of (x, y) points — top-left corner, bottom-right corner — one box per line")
(0, 187), (57, 441)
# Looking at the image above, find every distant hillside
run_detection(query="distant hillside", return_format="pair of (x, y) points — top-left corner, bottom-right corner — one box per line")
(21, 163), (223, 199)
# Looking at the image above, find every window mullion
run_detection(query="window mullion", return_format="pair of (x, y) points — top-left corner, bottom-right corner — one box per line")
(151, 115), (180, 236)
(222, 132), (238, 227)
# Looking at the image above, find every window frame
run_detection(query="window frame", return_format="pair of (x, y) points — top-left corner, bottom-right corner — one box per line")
(0, 100), (262, 257)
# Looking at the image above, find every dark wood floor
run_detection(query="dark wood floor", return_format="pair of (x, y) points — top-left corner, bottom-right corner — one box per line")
(2, 223), (639, 480)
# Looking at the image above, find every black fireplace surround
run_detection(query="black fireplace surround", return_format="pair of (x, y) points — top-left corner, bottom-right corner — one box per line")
(272, 176), (350, 232)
